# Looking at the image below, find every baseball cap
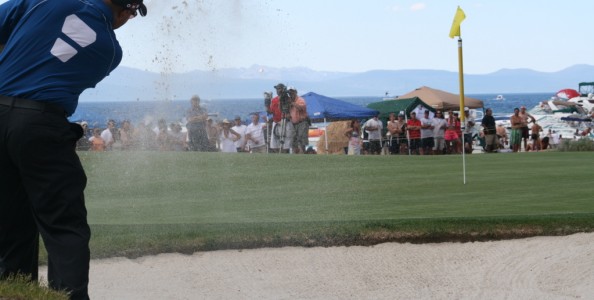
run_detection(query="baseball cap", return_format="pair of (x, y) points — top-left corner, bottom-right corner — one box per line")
(274, 83), (286, 89)
(464, 107), (469, 111)
(288, 86), (297, 91)
(112, 0), (147, 17)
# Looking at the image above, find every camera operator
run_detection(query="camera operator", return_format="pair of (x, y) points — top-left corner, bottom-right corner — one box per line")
(288, 87), (309, 154)
(268, 83), (294, 153)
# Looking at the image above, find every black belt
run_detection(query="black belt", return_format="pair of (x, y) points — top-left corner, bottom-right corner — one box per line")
(0, 95), (66, 116)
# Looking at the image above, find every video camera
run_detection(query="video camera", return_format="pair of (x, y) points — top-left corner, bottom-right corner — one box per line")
(264, 92), (273, 112)
(278, 86), (291, 114)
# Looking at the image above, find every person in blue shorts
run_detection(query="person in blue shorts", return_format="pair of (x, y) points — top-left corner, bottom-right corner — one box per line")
(0, 1), (147, 299)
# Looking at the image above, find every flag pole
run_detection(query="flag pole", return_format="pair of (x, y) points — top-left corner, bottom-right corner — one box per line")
(449, 5), (467, 184)
(457, 34), (467, 185)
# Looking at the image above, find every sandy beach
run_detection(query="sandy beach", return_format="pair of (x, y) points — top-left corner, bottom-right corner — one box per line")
(42, 232), (594, 299)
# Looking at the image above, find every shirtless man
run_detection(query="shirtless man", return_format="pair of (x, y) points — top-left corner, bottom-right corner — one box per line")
(519, 106), (536, 151)
(510, 108), (523, 153)
(386, 112), (401, 154)
(530, 122), (543, 151)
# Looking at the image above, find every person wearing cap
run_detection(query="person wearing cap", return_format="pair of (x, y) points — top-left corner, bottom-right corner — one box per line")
(186, 95), (210, 151)
(76, 121), (92, 151)
(0, 0), (147, 298)
(363, 113), (383, 155)
(420, 110), (434, 155)
(288, 87), (308, 154)
(231, 115), (248, 152)
(268, 83), (294, 153)
(219, 119), (241, 153)
(432, 110), (448, 155)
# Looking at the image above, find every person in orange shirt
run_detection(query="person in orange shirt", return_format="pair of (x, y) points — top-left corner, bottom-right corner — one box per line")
(288, 87), (308, 154)
(88, 128), (106, 152)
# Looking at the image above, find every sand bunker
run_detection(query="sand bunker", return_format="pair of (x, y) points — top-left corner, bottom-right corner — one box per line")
(41, 232), (594, 299)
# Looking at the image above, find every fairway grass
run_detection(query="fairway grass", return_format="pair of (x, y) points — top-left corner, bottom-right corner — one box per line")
(41, 151), (593, 261)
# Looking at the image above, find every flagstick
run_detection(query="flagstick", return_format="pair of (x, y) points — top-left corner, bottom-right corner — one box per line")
(457, 35), (467, 185)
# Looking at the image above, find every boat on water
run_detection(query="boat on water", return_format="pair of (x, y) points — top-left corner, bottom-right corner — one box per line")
(495, 94), (505, 101)
(382, 92), (398, 101)
(566, 82), (594, 113)
(476, 83), (594, 143)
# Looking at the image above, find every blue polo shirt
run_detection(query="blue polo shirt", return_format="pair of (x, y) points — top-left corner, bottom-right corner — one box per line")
(0, 0), (122, 116)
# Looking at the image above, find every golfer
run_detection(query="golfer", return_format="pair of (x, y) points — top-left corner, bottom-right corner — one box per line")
(0, 0), (147, 299)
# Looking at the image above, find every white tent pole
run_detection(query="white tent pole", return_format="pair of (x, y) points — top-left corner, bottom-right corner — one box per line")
(324, 117), (329, 154)
(405, 114), (411, 155)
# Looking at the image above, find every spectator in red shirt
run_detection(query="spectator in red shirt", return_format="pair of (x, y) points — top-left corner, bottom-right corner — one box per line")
(406, 111), (422, 155)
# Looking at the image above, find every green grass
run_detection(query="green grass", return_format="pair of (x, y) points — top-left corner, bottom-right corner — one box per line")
(45, 151), (592, 261)
(0, 274), (68, 300)
(12, 151), (591, 298)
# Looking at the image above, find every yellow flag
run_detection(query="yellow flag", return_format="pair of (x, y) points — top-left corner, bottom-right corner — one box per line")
(449, 6), (466, 39)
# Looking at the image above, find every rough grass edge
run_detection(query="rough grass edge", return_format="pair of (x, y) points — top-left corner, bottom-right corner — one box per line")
(83, 214), (594, 260)
(0, 274), (68, 300)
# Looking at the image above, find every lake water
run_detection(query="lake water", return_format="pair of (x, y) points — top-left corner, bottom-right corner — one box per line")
(71, 92), (552, 128)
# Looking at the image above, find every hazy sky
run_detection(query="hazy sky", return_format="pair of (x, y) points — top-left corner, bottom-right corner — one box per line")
(3, 0), (594, 75)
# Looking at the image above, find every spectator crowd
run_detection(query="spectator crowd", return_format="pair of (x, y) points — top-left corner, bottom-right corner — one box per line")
(76, 84), (315, 154)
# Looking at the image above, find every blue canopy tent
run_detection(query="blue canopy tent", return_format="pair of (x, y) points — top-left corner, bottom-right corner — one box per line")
(303, 92), (379, 122)
(301, 92), (379, 153)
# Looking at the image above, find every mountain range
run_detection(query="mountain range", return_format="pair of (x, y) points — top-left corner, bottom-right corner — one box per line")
(81, 64), (594, 102)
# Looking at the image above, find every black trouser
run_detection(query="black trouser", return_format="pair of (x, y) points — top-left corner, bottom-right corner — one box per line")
(368, 140), (382, 154)
(389, 137), (399, 154)
(0, 101), (90, 299)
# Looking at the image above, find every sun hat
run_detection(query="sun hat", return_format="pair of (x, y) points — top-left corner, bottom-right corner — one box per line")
(222, 119), (231, 124)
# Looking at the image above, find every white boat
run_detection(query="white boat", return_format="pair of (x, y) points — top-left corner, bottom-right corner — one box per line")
(566, 82), (594, 114)
(495, 95), (505, 101)
(476, 84), (594, 145)
(520, 83), (593, 139)
(382, 92), (398, 101)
